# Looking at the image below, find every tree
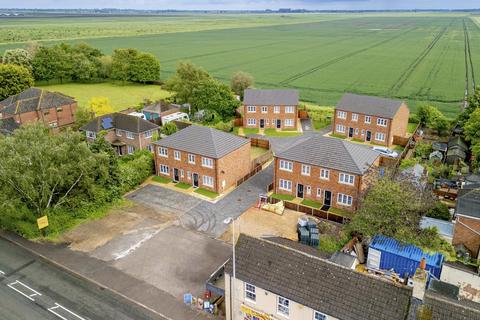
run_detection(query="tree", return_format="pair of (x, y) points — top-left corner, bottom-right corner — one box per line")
(88, 97), (114, 116)
(32, 45), (72, 82)
(2, 49), (32, 70)
(464, 108), (480, 144)
(161, 122), (177, 136)
(73, 105), (95, 130)
(131, 52), (160, 83)
(98, 55), (113, 79)
(426, 202), (451, 221)
(230, 71), (253, 99)
(416, 105), (449, 135)
(71, 53), (98, 81)
(0, 64), (34, 101)
(190, 78), (240, 119)
(165, 61), (212, 104)
(458, 86), (480, 124)
(111, 48), (138, 83)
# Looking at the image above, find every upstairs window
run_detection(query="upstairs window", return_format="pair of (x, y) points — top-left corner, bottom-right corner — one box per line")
(245, 283), (256, 302)
(158, 147), (168, 157)
(126, 131), (134, 139)
(86, 131), (96, 139)
(188, 154), (196, 164)
(377, 118), (388, 127)
(279, 160), (293, 172)
(277, 296), (290, 316)
(365, 116), (371, 124)
(274, 106), (280, 114)
(339, 173), (355, 185)
(352, 113), (358, 121)
(261, 106), (268, 113)
(285, 106), (294, 114)
(247, 106), (256, 113)
(202, 157), (213, 168)
(320, 169), (330, 180)
(301, 164), (311, 176)
(174, 150), (181, 161)
(337, 111), (347, 119)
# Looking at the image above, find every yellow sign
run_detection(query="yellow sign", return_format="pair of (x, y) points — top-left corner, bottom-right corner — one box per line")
(241, 304), (272, 320)
(37, 216), (49, 230)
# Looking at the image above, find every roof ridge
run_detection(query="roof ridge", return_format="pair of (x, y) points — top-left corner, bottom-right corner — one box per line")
(36, 89), (44, 111)
(341, 139), (363, 172)
(208, 127), (219, 158)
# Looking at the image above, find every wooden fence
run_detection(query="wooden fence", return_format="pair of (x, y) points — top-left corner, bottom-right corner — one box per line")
(252, 150), (273, 168)
(298, 110), (309, 119)
(250, 137), (270, 149)
(268, 197), (351, 224)
(236, 165), (263, 187)
(233, 118), (243, 127)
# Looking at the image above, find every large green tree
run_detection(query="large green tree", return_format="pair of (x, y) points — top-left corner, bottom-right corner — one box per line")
(111, 48), (138, 83)
(165, 61), (212, 104)
(190, 79), (240, 118)
(0, 64), (34, 100)
(2, 48), (33, 70)
(416, 105), (449, 135)
(131, 52), (160, 83)
(32, 45), (71, 82)
(230, 71), (254, 99)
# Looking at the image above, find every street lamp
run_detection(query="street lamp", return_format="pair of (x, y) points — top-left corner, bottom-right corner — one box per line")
(223, 217), (236, 320)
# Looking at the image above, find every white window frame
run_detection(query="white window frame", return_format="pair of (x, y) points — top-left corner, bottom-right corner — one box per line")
(180, 169), (184, 178)
(261, 106), (268, 113)
(284, 119), (294, 127)
(337, 111), (347, 119)
(279, 179), (292, 192)
(320, 169), (329, 180)
(174, 150), (181, 161)
(285, 106), (294, 114)
(316, 188), (322, 198)
(188, 154), (196, 164)
(365, 116), (371, 124)
(336, 124), (345, 133)
(201, 157), (213, 168)
(247, 106), (256, 113)
(115, 129), (122, 137)
(159, 164), (169, 175)
(277, 296), (290, 317)
(147, 144), (153, 152)
(314, 311), (327, 320)
(339, 173), (355, 185)
(158, 147), (168, 158)
(145, 130), (153, 139)
(247, 118), (256, 126)
(375, 132), (385, 142)
(377, 118), (388, 127)
(337, 193), (353, 206)
(127, 145), (135, 154)
(202, 175), (214, 187)
(306, 185), (311, 195)
(279, 160), (293, 172)
(187, 171), (191, 180)
(274, 106), (280, 114)
(86, 131), (96, 139)
(126, 131), (134, 140)
(301, 164), (311, 176)
(245, 283), (256, 302)
(351, 113), (358, 121)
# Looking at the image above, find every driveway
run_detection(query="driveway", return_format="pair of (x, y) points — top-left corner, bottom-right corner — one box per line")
(301, 118), (313, 132)
(127, 164), (274, 237)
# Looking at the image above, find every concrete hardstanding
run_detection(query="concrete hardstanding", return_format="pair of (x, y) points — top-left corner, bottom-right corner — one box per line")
(154, 142), (252, 194)
(243, 104), (298, 130)
(273, 157), (379, 211)
(453, 215), (480, 258)
(333, 102), (409, 147)
(11, 102), (77, 132)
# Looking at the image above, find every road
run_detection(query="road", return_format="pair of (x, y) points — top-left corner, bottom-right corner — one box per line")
(0, 237), (165, 320)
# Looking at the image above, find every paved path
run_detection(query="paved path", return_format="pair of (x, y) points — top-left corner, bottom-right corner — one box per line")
(301, 118), (313, 132)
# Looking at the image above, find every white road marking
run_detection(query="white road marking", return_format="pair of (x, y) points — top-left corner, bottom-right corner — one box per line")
(113, 230), (160, 261)
(7, 280), (42, 301)
(48, 303), (86, 320)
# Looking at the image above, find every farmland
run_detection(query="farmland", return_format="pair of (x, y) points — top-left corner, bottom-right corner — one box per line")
(1, 13), (479, 117)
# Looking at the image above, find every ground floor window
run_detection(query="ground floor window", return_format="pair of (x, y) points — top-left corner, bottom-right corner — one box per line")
(180, 169), (184, 178)
(337, 193), (353, 206)
(187, 171), (191, 180)
(336, 124), (345, 133)
(127, 145), (135, 154)
(306, 185), (311, 195)
(375, 132), (385, 142)
(279, 179), (292, 191)
(284, 119), (294, 127)
(202, 175), (214, 187)
(316, 188), (322, 198)
(247, 118), (256, 126)
(159, 164), (169, 175)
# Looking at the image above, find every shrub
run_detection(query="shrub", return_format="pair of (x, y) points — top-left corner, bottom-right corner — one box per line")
(415, 141), (433, 159)
(118, 150), (155, 193)
(426, 202), (451, 221)
(399, 158), (417, 170)
(214, 120), (233, 132)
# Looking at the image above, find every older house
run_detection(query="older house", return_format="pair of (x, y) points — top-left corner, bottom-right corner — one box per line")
(0, 87), (77, 132)
(453, 188), (480, 258)
(224, 235), (413, 320)
(333, 93), (410, 147)
(153, 125), (251, 194)
(142, 100), (180, 125)
(243, 89), (299, 130)
(80, 113), (159, 156)
(274, 135), (380, 211)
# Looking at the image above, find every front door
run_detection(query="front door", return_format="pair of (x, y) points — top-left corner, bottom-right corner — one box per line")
(349, 127), (354, 138)
(117, 146), (123, 156)
(276, 119), (281, 129)
(366, 130), (372, 142)
(260, 119), (265, 129)
(324, 190), (332, 206)
(193, 173), (199, 188)
(173, 168), (179, 182)
(297, 184), (304, 198)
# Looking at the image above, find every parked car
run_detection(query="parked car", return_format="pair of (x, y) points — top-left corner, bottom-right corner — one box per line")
(372, 146), (399, 158)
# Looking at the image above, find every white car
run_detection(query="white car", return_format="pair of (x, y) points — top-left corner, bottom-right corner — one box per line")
(372, 146), (399, 158)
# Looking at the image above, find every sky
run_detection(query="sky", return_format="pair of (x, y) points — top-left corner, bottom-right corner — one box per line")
(0, 0), (478, 10)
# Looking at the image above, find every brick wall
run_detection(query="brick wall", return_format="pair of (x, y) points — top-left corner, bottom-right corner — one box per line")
(391, 103), (410, 139)
(273, 157), (369, 211)
(13, 103), (77, 130)
(216, 142), (251, 193)
(86, 128), (157, 155)
(243, 104), (298, 130)
(453, 215), (480, 258)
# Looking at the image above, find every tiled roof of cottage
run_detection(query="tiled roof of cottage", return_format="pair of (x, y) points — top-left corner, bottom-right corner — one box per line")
(336, 93), (405, 118)
(243, 89), (299, 106)
(80, 113), (159, 133)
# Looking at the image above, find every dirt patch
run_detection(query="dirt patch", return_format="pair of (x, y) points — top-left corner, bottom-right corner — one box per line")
(218, 207), (303, 243)
(61, 203), (175, 252)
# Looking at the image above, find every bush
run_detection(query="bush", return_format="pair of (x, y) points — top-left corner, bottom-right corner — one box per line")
(399, 158), (417, 170)
(118, 150), (154, 193)
(214, 120), (233, 132)
(415, 141), (433, 159)
(426, 202), (451, 221)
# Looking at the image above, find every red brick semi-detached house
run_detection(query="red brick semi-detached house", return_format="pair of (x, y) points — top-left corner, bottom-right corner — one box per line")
(243, 89), (299, 130)
(154, 125), (251, 194)
(80, 113), (159, 156)
(453, 188), (480, 258)
(274, 135), (381, 211)
(333, 93), (410, 147)
(0, 87), (77, 133)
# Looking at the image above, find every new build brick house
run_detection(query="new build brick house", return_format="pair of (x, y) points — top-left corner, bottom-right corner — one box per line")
(333, 93), (410, 147)
(80, 113), (159, 156)
(243, 89), (299, 130)
(274, 135), (380, 211)
(453, 188), (480, 258)
(0, 87), (77, 132)
(153, 125), (251, 194)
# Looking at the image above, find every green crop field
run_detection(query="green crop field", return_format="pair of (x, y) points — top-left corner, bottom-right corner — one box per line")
(1, 13), (478, 117)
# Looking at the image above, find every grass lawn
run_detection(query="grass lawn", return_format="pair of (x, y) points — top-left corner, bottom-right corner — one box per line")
(175, 182), (192, 190)
(194, 188), (219, 199)
(329, 133), (347, 139)
(351, 138), (365, 143)
(233, 126), (240, 135)
(301, 199), (323, 209)
(37, 82), (171, 110)
(328, 207), (353, 219)
(251, 146), (269, 160)
(318, 234), (344, 254)
(271, 193), (295, 201)
(152, 175), (171, 184)
(264, 128), (301, 137)
(243, 128), (259, 136)
(408, 122), (419, 134)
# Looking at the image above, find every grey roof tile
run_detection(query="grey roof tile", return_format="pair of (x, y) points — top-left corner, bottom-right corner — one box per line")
(336, 93), (404, 118)
(80, 113), (159, 133)
(226, 235), (412, 320)
(244, 89), (299, 106)
(456, 188), (480, 219)
(424, 291), (480, 320)
(276, 135), (380, 175)
(153, 125), (249, 159)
